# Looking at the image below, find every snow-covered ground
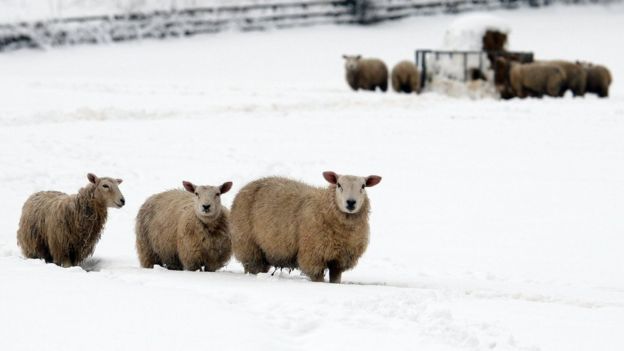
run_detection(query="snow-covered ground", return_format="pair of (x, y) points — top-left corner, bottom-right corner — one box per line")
(1, 4), (624, 351)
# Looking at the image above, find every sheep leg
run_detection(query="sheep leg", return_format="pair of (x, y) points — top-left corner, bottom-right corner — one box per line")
(138, 251), (160, 269)
(23, 237), (52, 263)
(299, 255), (326, 282)
(329, 270), (342, 284)
(203, 263), (220, 272)
(546, 77), (563, 97)
(56, 257), (73, 268)
(48, 240), (73, 267)
(67, 248), (81, 266)
(510, 74), (525, 98)
(599, 86), (608, 98)
(400, 83), (412, 94)
(380, 81), (388, 92)
(573, 88), (585, 97)
(244, 261), (270, 275)
(391, 77), (401, 93)
(34, 244), (53, 263)
(233, 235), (270, 274)
(165, 261), (183, 271)
(410, 75), (420, 94)
(183, 262), (201, 271)
(307, 270), (325, 283)
(328, 260), (342, 284)
(136, 239), (160, 268)
(179, 248), (203, 272)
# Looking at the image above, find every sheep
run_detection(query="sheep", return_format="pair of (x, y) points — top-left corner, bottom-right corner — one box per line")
(581, 62), (612, 98)
(391, 60), (421, 94)
(230, 171), (382, 283)
(135, 180), (233, 272)
(547, 60), (587, 97)
(16, 173), (125, 267)
(343, 55), (388, 92)
(497, 58), (566, 98)
(493, 53), (534, 90)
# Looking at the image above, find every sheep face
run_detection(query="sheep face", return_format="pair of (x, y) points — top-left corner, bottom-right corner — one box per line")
(343, 54), (362, 72)
(87, 173), (125, 208)
(183, 181), (233, 220)
(323, 172), (381, 214)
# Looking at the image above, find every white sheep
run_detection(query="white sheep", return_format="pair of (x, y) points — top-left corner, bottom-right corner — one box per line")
(230, 171), (382, 283)
(343, 55), (389, 92)
(135, 180), (233, 271)
(16, 173), (125, 267)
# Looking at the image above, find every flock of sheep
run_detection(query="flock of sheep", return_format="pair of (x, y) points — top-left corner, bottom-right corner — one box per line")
(343, 54), (421, 94)
(16, 172), (382, 283)
(495, 57), (612, 99)
(342, 54), (612, 99)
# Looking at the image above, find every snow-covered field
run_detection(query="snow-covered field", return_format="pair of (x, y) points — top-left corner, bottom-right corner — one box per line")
(1, 4), (624, 351)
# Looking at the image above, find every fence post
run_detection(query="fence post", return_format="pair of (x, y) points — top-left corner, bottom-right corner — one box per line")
(421, 51), (428, 90)
(351, 0), (375, 24)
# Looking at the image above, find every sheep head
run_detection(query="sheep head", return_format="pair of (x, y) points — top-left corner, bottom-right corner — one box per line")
(183, 180), (232, 221)
(88, 173), (125, 208)
(323, 171), (381, 214)
(342, 54), (362, 72)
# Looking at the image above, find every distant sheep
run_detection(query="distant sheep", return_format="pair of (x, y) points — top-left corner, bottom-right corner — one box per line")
(581, 62), (612, 98)
(497, 58), (566, 98)
(548, 60), (587, 97)
(494, 53), (534, 93)
(17, 173), (125, 267)
(343, 55), (388, 92)
(136, 180), (233, 271)
(230, 171), (382, 283)
(391, 61), (421, 94)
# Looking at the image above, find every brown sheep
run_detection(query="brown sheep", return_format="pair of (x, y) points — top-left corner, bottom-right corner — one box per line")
(498, 58), (567, 98)
(230, 171), (382, 283)
(581, 63), (612, 98)
(16, 173), (125, 267)
(343, 55), (388, 92)
(547, 60), (587, 97)
(494, 54), (534, 97)
(391, 60), (421, 94)
(135, 180), (233, 271)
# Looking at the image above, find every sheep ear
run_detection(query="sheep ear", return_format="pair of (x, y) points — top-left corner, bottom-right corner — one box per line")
(342, 54), (348, 59)
(220, 181), (233, 194)
(365, 175), (382, 187)
(355, 55), (361, 60)
(116, 178), (123, 184)
(323, 171), (338, 184)
(182, 181), (195, 193)
(87, 173), (98, 184)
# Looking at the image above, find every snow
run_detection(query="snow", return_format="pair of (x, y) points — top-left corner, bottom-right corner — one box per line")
(442, 13), (510, 51)
(1, 3), (624, 351)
